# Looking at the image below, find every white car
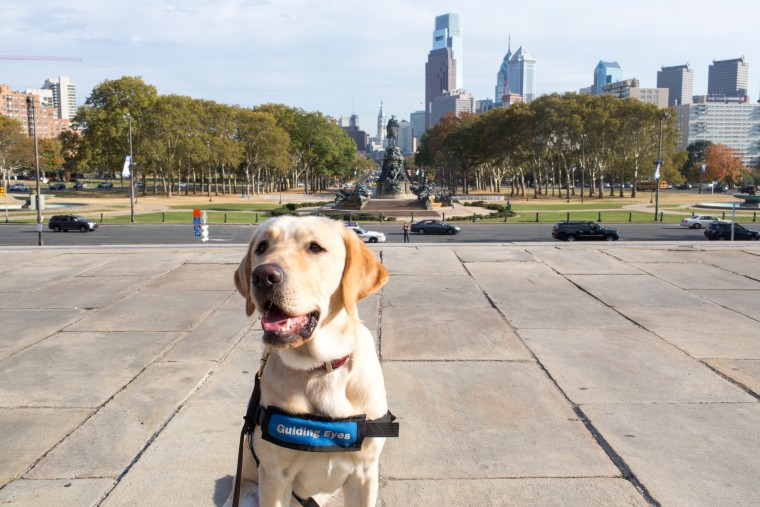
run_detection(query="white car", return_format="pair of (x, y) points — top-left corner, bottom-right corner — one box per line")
(680, 215), (722, 229)
(345, 223), (386, 243)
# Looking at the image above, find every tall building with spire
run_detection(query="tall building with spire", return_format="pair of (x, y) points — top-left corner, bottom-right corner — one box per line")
(425, 13), (462, 129)
(495, 36), (512, 104)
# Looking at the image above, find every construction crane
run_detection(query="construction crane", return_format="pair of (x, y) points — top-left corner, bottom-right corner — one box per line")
(0, 55), (82, 61)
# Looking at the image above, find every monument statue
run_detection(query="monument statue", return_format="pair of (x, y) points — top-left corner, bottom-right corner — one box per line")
(386, 115), (399, 148)
(377, 117), (409, 198)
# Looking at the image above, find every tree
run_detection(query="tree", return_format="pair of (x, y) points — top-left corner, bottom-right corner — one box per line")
(703, 144), (749, 186)
(236, 109), (290, 195)
(75, 76), (158, 180)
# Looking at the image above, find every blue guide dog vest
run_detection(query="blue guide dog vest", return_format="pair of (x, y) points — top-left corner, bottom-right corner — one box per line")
(254, 405), (398, 453)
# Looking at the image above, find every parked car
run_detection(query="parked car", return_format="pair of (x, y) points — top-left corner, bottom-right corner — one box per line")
(680, 215), (722, 229)
(9, 183), (31, 192)
(345, 222), (386, 243)
(49, 182), (66, 191)
(714, 184), (729, 193)
(97, 181), (114, 189)
(48, 215), (99, 232)
(675, 183), (693, 190)
(704, 222), (760, 241)
(738, 185), (758, 195)
(74, 181), (87, 190)
(552, 221), (619, 242)
(410, 219), (461, 235)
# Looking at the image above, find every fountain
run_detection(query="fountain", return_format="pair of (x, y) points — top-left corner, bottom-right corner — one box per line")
(375, 116), (410, 199)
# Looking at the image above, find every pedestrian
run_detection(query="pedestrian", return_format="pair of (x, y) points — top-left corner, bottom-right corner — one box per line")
(403, 222), (410, 243)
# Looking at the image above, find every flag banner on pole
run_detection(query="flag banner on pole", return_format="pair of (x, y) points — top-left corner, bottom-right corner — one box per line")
(654, 162), (661, 180)
(701, 164), (706, 173)
(122, 156), (131, 178)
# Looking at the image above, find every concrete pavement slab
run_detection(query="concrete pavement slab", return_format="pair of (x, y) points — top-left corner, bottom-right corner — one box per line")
(689, 250), (760, 280)
(163, 295), (253, 362)
(466, 261), (576, 293)
(66, 289), (231, 332)
(380, 478), (649, 507)
(100, 400), (241, 507)
(567, 274), (713, 307)
(83, 252), (204, 277)
(382, 362), (619, 479)
(519, 327), (754, 404)
(190, 331), (259, 404)
(693, 289), (760, 320)
(452, 246), (536, 263)
(0, 478), (113, 506)
(0, 308), (87, 360)
(704, 359), (760, 395)
(0, 331), (183, 407)
(527, 248), (643, 275)
(144, 263), (236, 291)
(382, 274), (486, 309)
(382, 306), (531, 361)
(616, 305), (760, 359)
(487, 289), (631, 329)
(0, 250), (60, 271)
(28, 360), (214, 479)
(632, 262), (760, 290)
(188, 248), (247, 264)
(603, 247), (704, 264)
(380, 248), (466, 275)
(0, 264), (94, 293)
(0, 407), (92, 485)
(1, 274), (152, 309)
(583, 403), (760, 507)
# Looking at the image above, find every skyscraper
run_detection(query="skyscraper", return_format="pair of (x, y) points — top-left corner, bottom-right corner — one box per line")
(507, 46), (536, 103)
(409, 111), (425, 140)
(495, 36), (512, 104)
(425, 13), (461, 129)
(593, 61), (623, 96)
(41, 76), (77, 120)
(433, 14), (463, 89)
(657, 64), (693, 107)
(708, 56), (749, 100)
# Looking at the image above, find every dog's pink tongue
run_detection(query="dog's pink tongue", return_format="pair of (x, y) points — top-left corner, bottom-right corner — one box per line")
(262, 307), (308, 334)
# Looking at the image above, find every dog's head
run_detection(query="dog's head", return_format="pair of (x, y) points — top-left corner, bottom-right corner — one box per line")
(234, 216), (388, 349)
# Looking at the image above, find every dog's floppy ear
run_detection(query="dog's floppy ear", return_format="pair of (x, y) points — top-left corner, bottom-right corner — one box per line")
(234, 244), (256, 317)
(341, 227), (388, 315)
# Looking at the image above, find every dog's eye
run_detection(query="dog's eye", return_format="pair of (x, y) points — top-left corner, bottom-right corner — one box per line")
(255, 241), (268, 255)
(308, 242), (324, 253)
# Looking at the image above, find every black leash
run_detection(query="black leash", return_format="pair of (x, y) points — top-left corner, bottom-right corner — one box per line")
(232, 347), (270, 507)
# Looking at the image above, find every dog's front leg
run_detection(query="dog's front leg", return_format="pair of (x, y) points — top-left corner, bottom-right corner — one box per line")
(342, 462), (380, 507)
(257, 467), (294, 507)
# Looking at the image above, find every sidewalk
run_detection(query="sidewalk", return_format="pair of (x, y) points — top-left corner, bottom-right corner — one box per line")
(0, 241), (759, 506)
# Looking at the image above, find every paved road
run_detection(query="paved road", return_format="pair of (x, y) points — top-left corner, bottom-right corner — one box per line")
(1, 222), (757, 246)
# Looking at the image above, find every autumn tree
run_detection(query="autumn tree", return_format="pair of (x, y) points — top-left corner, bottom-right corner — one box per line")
(703, 144), (749, 186)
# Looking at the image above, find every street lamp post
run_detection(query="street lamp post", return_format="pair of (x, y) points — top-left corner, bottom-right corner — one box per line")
(580, 134), (587, 203)
(654, 111), (671, 221)
(26, 97), (43, 246)
(124, 114), (135, 223)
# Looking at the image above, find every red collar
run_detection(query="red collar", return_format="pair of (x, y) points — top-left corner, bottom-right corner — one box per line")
(319, 354), (351, 373)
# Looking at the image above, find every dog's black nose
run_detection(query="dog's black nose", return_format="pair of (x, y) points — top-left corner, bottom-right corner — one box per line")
(252, 263), (284, 289)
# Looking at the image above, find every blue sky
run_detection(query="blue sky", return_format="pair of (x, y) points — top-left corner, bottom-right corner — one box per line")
(2, 0), (759, 135)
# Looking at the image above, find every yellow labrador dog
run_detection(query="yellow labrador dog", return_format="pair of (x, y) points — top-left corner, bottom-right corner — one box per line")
(228, 216), (395, 507)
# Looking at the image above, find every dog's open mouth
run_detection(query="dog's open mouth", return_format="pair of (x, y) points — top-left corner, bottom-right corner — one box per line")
(261, 302), (319, 346)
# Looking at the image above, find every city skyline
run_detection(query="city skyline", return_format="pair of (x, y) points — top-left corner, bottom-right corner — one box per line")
(2, 0), (759, 128)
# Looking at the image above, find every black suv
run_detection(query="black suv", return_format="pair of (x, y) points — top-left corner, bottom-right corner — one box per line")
(552, 221), (620, 242)
(738, 185), (758, 195)
(48, 215), (99, 232)
(704, 222), (760, 241)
